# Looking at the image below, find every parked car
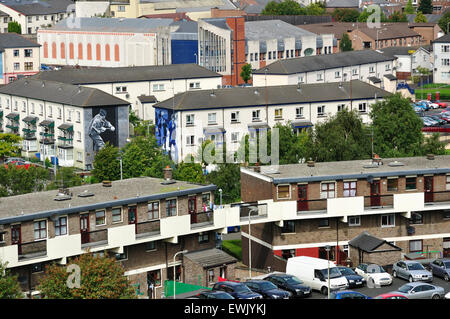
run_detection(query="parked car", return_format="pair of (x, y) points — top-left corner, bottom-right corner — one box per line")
(440, 112), (450, 123)
(419, 100), (440, 109)
(212, 281), (263, 299)
(420, 117), (434, 127)
(428, 258), (450, 281)
(354, 263), (393, 286)
(392, 282), (445, 299)
(422, 116), (440, 126)
(392, 260), (433, 282)
(328, 290), (371, 299)
(196, 291), (235, 299)
(414, 102), (429, 111)
(432, 100), (448, 108)
(336, 266), (366, 288)
(244, 280), (291, 299)
(4, 158), (33, 169)
(441, 107), (450, 113)
(264, 273), (312, 298)
(374, 293), (408, 299)
(427, 115), (447, 125)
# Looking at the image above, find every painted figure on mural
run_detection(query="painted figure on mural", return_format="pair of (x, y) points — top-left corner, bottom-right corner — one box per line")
(167, 113), (178, 163)
(155, 108), (178, 163)
(88, 108), (115, 152)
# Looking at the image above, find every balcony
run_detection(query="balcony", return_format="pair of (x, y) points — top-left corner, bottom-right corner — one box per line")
(18, 240), (47, 260)
(239, 203), (268, 221)
(135, 219), (161, 239)
(57, 136), (73, 148)
(297, 198), (327, 214)
(190, 210), (214, 229)
(81, 229), (108, 248)
(364, 194), (394, 210)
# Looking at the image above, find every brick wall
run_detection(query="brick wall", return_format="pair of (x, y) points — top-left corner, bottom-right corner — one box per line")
(241, 170), (273, 202)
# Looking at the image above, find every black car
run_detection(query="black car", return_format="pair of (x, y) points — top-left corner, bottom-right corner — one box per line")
(337, 266), (366, 288)
(196, 291), (235, 299)
(212, 281), (263, 299)
(263, 273), (311, 298)
(244, 280), (291, 299)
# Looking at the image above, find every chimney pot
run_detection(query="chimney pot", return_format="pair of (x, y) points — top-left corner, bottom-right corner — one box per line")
(307, 160), (315, 167)
(163, 166), (173, 180)
(426, 154), (435, 160)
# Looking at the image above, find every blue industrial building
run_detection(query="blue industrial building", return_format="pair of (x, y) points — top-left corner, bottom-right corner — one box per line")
(171, 21), (198, 65)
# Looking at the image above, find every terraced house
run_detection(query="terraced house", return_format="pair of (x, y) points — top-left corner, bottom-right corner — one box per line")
(238, 155), (450, 271)
(0, 172), (240, 298)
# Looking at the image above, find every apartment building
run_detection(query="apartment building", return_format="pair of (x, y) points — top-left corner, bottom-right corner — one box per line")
(37, 17), (173, 68)
(152, 80), (390, 163)
(432, 33), (450, 84)
(252, 50), (397, 92)
(32, 64), (222, 122)
(0, 33), (41, 84)
(0, 0), (74, 35)
(238, 155), (450, 270)
(0, 78), (130, 170)
(0, 173), (240, 298)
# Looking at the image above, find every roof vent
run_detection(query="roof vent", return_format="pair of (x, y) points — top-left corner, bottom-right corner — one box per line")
(388, 161), (405, 167)
(54, 193), (71, 201)
(102, 180), (112, 187)
(78, 189), (95, 197)
(426, 154), (435, 160)
(307, 160), (315, 167)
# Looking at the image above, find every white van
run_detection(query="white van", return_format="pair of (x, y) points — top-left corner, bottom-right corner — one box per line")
(286, 256), (348, 295)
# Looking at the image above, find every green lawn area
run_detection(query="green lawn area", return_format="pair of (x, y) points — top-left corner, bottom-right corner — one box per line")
(222, 240), (242, 261)
(415, 85), (450, 100)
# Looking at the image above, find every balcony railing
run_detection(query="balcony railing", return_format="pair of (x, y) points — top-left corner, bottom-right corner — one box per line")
(18, 240), (47, 260)
(363, 194), (394, 209)
(81, 229), (108, 248)
(190, 210), (214, 229)
(135, 219), (160, 239)
(297, 198), (327, 213)
(239, 203), (268, 221)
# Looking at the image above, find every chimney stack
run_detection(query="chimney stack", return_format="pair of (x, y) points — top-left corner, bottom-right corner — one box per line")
(163, 166), (173, 180)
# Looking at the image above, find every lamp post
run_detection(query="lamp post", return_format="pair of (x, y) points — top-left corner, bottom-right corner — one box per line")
(219, 188), (222, 208)
(117, 156), (123, 180)
(325, 245), (331, 299)
(248, 207), (257, 280)
(173, 249), (188, 299)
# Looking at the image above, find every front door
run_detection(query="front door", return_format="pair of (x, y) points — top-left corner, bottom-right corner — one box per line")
(128, 206), (137, 231)
(370, 180), (381, 207)
(188, 197), (197, 223)
(297, 185), (308, 212)
(11, 224), (21, 254)
(80, 214), (90, 244)
(424, 176), (433, 203)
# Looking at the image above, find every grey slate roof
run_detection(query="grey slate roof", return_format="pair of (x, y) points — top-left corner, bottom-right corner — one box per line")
(32, 64), (221, 85)
(138, 95), (158, 103)
(434, 33), (450, 44)
(184, 248), (237, 268)
(1, 0), (74, 15)
(349, 232), (401, 253)
(406, 14), (442, 24)
(245, 20), (317, 41)
(0, 33), (40, 51)
(154, 80), (391, 110)
(377, 46), (430, 58)
(325, 0), (359, 8)
(202, 18), (231, 30)
(0, 78), (129, 108)
(253, 50), (394, 75)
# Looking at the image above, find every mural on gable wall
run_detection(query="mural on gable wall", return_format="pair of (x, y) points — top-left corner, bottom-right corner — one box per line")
(88, 108), (117, 152)
(155, 108), (178, 163)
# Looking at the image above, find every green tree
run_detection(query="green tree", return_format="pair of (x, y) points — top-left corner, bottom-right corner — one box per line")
(92, 143), (120, 181)
(0, 133), (22, 162)
(0, 165), (49, 196)
(240, 63), (252, 84)
(332, 8), (360, 22)
(422, 133), (446, 155)
(129, 108), (140, 128)
(417, 0), (432, 14)
(305, 2), (326, 15)
(438, 11), (450, 34)
(261, 0), (306, 15)
(38, 253), (136, 299)
(388, 11), (408, 22)
(370, 93), (424, 158)
(173, 158), (206, 184)
(0, 260), (23, 299)
(7, 21), (21, 34)
(404, 0), (415, 14)
(414, 11), (428, 23)
(274, 122), (310, 164)
(47, 167), (83, 189)
(358, 6), (388, 22)
(340, 33), (353, 52)
(206, 163), (241, 204)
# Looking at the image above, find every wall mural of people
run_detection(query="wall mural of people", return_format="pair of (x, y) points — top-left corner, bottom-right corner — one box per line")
(88, 108), (116, 152)
(155, 108), (178, 163)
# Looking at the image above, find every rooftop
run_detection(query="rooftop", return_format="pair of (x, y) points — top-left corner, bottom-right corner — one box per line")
(154, 80), (390, 110)
(0, 33), (40, 51)
(184, 248), (237, 268)
(0, 177), (216, 224)
(0, 0), (75, 15)
(377, 46), (431, 58)
(32, 64), (221, 85)
(348, 231), (401, 253)
(434, 33), (450, 44)
(245, 20), (317, 41)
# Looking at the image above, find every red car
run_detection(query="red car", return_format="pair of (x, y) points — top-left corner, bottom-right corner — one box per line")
(433, 100), (448, 108)
(4, 159), (33, 170)
(441, 112), (450, 123)
(374, 293), (408, 300)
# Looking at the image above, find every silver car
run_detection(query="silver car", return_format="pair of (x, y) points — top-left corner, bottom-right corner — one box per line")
(392, 260), (433, 282)
(394, 282), (445, 299)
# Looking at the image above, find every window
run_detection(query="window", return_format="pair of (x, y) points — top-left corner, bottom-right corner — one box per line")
(358, 103), (367, 113)
(405, 177), (417, 190)
(250, 53), (253, 61)
(277, 185), (290, 199)
(231, 111), (239, 123)
(274, 108), (283, 119)
(443, 210), (450, 219)
(148, 202), (159, 220)
(281, 220), (295, 233)
(268, 52), (272, 60)
(296, 107), (303, 118)
(13, 50), (19, 57)
(409, 240), (422, 253)
(14, 63), (20, 71)
(24, 49), (33, 58)
(118, 5), (126, 11)
(76, 131), (81, 142)
(198, 232), (209, 243)
(96, 210), (106, 226)
(320, 182), (335, 199)
(446, 175), (450, 191)
(55, 216), (67, 236)
(24, 62), (33, 71)
(252, 110), (260, 121)
(442, 45), (450, 53)
(115, 247), (127, 261)
(57, 108), (62, 119)
(385, 64), (391, 71)
(34, 220), (47, 240)
(231, 132), (239, 143)
(22, 101), (26, 112)
(115, 86), (127, 93)
(387, 178), (398, 191)
(208, 269), (215, 282)
(112, 208), (122, 223)
(442, 59), (450, 66)
(186, 114), (194, 126)
(317, 105), (325, 116)
(343, 181), (357, 197)
(39, 104), (43, 115)
(316, 73), (323, 81)
(352, 68), (358, 76)
(152, 84), (165, 91)
(297, 75), (304, 84)
(410, 212), (423, 225)
(166, 199), (177, 217)
(186, 135), (195, 146)
(282, 249), (295, 260)
(48, 105), (52, 117)
(145, 241), (156, 252)
(208, 113), (217, 125)
(318, 218), (329, 228)
(148, 269), (161, 287)
(348, 216), (360, 226)
(335, 71), (341, 78)
(381, 214), (395, 227)
(337, 104), (346, 112)
(369, 66), (375, 73)
(77, 152), (83, 162)
(76, 111), (81, 123)
(189, 82), (200, 90)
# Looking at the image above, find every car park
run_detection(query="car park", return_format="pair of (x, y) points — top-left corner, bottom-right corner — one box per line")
(196, 291), (235, 299)
(414, 102), (429, 111)
(263, 273), (312, 298)
(427, 114), (447, 125)
(328, 290), (371, 299)
(420, 117), (434, 127)
(422, 116), (440, 126)
(432, 100), (448, 108)
(392, 282), (445, 299)
(392, 260), (433, 282)
(374, 293), (408, 299)
(244, 280), (291, 299)
(212, 281), (263, 299)
(428, 259), (450, 281)
(354, 263), (393, 286)
(442, 107), (450, 113)
(419, 100), (440, 109)
(336, 266), (365, 288)
(440, 112), (450, 123)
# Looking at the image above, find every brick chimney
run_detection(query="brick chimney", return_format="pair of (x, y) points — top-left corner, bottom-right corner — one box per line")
(163, 166), (173, 181)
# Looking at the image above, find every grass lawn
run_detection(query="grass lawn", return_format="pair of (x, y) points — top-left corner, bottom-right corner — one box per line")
(415, 85), (450, 100)
(222, 240), (242, 261)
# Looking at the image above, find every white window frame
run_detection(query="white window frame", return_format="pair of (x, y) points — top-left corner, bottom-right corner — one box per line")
(54, 216), (68, 236)
(317, 105), (325, 117)
(185, 114), (195, 126)
(381, 214), (395, 228)
(348, 216), (361, 227)
(277, 184), (291, 200)
(208, 112), (217, 125)
(296, 107), (304, 118)
(95, 210), (106, 226)
(358, 102), (367, 113)
(34, 219), (47, 241)
(320, 182), (336, 199)
(231, 111), (239, 123)
(274, 108), (283, 119)
(252, 110), (260, 122)
(111, 207), (122, 224)
(186, 135), (195, 146)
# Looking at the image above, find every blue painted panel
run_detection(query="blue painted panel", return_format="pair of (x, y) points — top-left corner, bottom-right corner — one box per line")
(171, 40), (198, 64)
(0, 52), (3, 79)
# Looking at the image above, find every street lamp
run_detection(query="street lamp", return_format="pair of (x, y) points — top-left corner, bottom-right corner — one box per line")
(173, 249), (188, 299)
(218, 188), (223, 208)
(248, 207), (258, 279)
(117, 156), (123, 180)
(325, 245), (331, 299)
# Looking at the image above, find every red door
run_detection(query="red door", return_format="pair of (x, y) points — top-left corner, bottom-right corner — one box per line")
(424, 176), (433, 203)
(188, 197), (197, 223)
(370, 180), (381, 207)
(128, 206), (137, 232)
(80, 214), (90, 244)
(11, 224), (21, 254)
(297, 185), (308, 211)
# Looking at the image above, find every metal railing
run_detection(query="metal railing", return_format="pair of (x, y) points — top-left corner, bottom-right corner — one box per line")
(190, 210), (214, 228)
(18, 240), (47, 259)
(81, 229), (108, 247)
(239, 203), (268, 220)
(135, 219), (161, 238)
(363, 194), (394, 209)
